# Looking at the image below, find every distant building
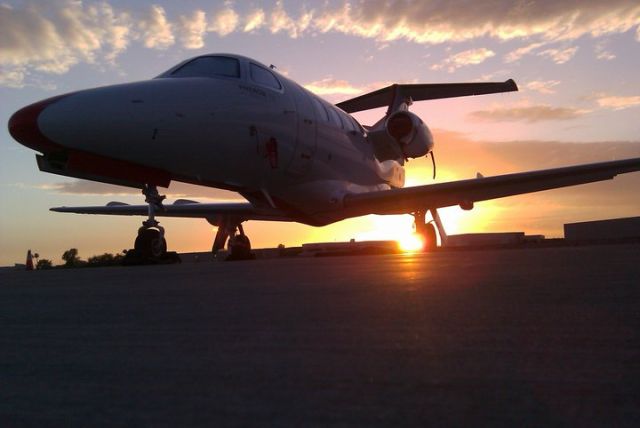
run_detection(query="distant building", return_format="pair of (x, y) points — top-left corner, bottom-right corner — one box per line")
(564, 217), (640, 241)
(447, 232), (525, 247)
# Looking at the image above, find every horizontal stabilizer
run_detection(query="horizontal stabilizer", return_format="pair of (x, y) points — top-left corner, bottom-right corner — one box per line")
(336, 80), (518, 113)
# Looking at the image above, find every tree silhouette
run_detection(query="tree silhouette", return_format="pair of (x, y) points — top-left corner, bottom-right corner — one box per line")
(87, 253), (123, 267)
(62, 248), (80, 267)
(36, 259), (53, 270)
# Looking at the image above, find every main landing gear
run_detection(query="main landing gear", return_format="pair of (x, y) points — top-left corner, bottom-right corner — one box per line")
(212, 219), (255, 261)
(123, 184), (180, 265)
(413, 208), (448, 251)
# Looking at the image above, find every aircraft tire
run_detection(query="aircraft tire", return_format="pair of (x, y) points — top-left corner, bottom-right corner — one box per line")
(227, 234), (253, 260)
(421, 223), (437, 252)
(135, 228), (167, 259)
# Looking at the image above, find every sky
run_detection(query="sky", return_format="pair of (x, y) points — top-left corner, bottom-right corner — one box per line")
(1, 0), (640, 266)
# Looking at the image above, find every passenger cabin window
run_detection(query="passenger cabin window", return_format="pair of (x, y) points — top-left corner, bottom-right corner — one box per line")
(250, 64), (282, 90)
(171, 56), (240, 78)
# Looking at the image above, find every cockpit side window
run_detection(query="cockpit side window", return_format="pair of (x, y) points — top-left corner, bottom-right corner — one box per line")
(250, 64), (282, 90)
(171, 56), (240, 78)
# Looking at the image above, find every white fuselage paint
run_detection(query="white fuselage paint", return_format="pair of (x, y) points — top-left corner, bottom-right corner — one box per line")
(36, 54), (404, 225)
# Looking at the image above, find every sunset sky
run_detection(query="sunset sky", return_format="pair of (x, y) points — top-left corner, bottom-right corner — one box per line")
(1, 0), (640, 265)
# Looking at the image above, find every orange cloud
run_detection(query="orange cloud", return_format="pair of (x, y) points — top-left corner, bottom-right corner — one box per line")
(40, 181), (244, 201)
(596, 95), (640, 110)
(468, 105), (588, 123)
(405, 130), (640, 237)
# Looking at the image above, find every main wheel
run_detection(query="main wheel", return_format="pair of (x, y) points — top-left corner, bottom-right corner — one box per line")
(417, 222), (437, 252)
(227, 234), (252, 260)
(134, 228), (167, 259)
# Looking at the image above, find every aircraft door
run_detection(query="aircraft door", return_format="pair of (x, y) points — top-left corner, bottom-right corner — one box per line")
(287, 85), (317, 175)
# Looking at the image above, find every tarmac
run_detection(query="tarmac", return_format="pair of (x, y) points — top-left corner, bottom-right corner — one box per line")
(1, 244), (639, 426)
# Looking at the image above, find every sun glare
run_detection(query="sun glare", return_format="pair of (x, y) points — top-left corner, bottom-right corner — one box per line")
(398, 233), (425, 252)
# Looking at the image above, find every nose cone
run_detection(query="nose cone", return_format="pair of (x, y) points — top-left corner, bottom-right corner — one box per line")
(8, 95), (67, 153)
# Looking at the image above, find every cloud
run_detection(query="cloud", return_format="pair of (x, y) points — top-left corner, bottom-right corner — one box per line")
(431, 48), (495, 72)
(178, 10), (207, 49)
(537, 46), (578, 64)
(209, 3), (239, 37)
(596, 95), (640, 110)
(269, 1), (312, 38)
(417, 130), (640, 236)
(0, 1), (131, 74)
(40, 180), (244, 200)
(38, 181), (137, 196)
(504, 42), (545, 63)
(243, 9), (265, 32)
(311, 1), (640, 45)
(304, 78), (366, 96)
(2, 0), (640, 88)
(137, 5), (174, 49)
(469, 105), (589, 123)
(303, 78), (397, 100)
(431, 129), (640, 181)
(0, 65), (26, 88)
(525, 80), (561, 94)
(595, 50), (616, 60)
(594, 41), (616, 60)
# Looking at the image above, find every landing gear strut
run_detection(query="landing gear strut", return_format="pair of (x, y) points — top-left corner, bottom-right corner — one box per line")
(413, 208), (448, 251)
(212, 219), (254, 261)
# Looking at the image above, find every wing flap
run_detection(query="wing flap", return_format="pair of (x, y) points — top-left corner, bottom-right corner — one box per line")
(343, 158), (640, 216)
(336, 80), (518, 113)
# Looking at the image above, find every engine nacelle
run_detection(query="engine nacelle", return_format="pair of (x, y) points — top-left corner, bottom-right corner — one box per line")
(385, 111), (434, 158)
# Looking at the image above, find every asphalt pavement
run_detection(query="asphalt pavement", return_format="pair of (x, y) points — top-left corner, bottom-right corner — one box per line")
(1, 244), (639, 426)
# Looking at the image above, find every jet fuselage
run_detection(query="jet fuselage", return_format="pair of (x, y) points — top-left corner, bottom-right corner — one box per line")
(10, 54), (407, 225)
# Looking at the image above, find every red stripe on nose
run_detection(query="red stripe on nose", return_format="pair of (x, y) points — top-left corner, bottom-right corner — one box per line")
(8, 94), (69, 153)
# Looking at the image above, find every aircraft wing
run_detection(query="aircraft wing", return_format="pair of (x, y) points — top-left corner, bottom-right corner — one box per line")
(343, 158), (640, 216)
(336, 80), (518, 113)
(51, 200), (293, 223)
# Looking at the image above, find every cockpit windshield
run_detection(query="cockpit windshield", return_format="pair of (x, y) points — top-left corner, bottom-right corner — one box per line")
(169, 56), (240, 79)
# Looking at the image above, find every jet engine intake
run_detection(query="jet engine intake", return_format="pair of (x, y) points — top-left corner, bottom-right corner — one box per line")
(386, 111), (434, 158)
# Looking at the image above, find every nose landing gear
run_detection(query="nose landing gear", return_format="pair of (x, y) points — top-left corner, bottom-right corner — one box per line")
(134, 184), (167, 258)
(123, 184), (180, 265)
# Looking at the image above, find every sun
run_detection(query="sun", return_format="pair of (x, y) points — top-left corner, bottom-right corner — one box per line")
(398, 233), (425, 252)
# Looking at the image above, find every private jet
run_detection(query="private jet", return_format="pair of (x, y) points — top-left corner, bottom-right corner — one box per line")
(8, 54), (640, 260)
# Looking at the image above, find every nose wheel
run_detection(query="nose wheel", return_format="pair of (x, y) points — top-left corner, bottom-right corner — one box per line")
(134, 228), (167, 259)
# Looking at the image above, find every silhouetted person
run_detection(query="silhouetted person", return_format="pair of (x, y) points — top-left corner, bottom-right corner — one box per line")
(26, 250), (34, 271)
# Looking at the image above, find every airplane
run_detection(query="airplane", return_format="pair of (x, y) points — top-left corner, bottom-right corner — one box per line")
(8, 53), (640, 260)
